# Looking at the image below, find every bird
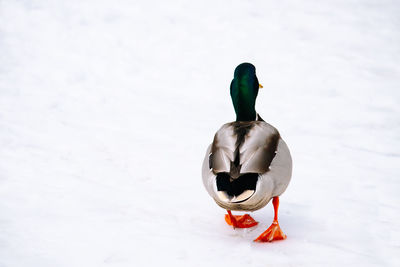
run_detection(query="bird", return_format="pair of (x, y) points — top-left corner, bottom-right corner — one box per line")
(202, 62), (292, 242)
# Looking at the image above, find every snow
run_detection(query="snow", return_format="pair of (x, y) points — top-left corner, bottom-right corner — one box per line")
(0, 0), (399, 266)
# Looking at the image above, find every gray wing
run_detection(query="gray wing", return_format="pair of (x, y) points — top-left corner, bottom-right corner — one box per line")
(210, 121), (280, 177)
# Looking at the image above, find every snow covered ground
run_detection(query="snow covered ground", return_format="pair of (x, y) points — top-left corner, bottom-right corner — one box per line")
(1, 0), (399, 266)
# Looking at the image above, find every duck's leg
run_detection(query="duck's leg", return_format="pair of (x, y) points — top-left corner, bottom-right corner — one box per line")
(225, 210), (258, 228)
(254, 197), (286, 242)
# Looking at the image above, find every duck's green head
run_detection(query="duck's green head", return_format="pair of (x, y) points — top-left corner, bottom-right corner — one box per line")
(230, 63), (263, 121)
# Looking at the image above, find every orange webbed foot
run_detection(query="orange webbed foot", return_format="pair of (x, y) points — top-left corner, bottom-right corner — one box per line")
(254, 221), (286, 242)
(254, 196), (287, 242)
(225, 211), (258, 228)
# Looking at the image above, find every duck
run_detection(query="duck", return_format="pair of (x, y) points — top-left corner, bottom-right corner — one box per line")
(202, 63), (292, 242)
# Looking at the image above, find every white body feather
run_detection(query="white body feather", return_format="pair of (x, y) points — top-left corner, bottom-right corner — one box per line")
(202, 121), (292, 211)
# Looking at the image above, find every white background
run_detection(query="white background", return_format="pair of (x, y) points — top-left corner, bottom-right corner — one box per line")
(1, 0), (399, 266)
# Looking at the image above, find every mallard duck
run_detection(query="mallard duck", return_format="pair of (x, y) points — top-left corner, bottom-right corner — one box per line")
(202, 63), (292, 242)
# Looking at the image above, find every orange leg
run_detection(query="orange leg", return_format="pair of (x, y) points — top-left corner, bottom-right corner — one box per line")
(254, 197), (286, 242)
(225, 210), (258, 228)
